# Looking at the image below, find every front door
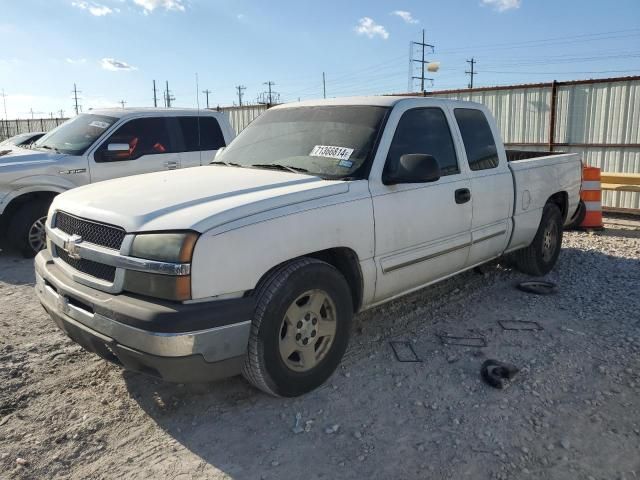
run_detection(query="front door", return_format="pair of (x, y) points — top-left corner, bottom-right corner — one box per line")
(90, 117), (180, 183)
(370, 106), (472, 302)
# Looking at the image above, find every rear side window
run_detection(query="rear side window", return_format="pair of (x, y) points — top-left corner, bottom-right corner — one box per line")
(178, 116), (226, 152)
(454, 109), (499, 171)
(385, 108), (460, 177)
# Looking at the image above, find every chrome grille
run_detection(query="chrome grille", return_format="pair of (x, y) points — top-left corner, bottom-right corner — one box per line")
(55, 211), (125, 250)
(56, 248), (116, 282)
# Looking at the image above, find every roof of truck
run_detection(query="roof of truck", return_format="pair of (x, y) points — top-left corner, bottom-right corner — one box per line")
(82, 107), (225, 119)
(272, 96), (484, 110)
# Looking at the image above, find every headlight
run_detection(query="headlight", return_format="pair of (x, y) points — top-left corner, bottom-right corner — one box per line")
(125, 232), (199, 301)
(130, 232), (198, 263)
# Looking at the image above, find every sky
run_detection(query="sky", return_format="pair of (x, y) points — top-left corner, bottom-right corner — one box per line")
(0, 0), (639, 118)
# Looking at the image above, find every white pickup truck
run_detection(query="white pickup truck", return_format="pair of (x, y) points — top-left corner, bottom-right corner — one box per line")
(35, 97), (582, 397)
(0, 108), (234, 256)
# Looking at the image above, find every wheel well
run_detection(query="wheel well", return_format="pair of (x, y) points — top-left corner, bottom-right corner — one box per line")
(1, 191), (57, 229)
(254, 248), (364, 313)
(547, 191), (568, 222)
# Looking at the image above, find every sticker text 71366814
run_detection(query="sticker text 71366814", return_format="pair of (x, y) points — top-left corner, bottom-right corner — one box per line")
(310, 145), (354, 161)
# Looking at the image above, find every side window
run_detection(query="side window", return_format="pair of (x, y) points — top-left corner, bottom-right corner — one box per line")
(454, 109), (499, 171)
(385, 108), (460, 178)
(178, 117), (226, 152)
(96, 118), (172, 162)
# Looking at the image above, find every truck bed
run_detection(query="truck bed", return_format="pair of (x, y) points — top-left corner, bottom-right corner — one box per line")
(506, 149), (567, 162)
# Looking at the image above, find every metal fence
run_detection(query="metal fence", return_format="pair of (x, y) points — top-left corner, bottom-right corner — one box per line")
(0, 118), (68, 141)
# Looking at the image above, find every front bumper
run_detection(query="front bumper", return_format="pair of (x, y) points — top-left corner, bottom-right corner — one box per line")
(35, 250), (254, 383)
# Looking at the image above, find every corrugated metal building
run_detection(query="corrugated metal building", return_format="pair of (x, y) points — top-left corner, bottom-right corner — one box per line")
(218, 104), (268, 134)
(421, 76), (640, 209)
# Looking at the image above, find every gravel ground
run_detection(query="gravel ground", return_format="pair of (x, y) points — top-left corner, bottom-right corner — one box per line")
(1, 216), (639, 480)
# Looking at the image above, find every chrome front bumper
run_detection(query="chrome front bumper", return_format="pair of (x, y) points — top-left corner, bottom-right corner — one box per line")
(35, 250), (253, 382)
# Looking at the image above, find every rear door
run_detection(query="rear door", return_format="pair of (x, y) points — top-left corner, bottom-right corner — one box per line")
(175, 116), (227, 167)
(369, 103), (472, 301)
(89, 117), (180, 183)
(451, 107), (513, 266)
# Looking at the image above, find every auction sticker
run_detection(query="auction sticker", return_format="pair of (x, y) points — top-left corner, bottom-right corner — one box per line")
(89, 120), (111, 129)
(310, 145), (354, 161)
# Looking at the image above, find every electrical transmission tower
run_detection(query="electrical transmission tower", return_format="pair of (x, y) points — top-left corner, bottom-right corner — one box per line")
(258, 81), (280, 106)
(236, 85), (246, 106)
(202, 89), (212, 108)
(72, 83), (82, 115)
(410, 29), (435, 93)
(119, 100), (127, 109)
(466, 58), (477, 89)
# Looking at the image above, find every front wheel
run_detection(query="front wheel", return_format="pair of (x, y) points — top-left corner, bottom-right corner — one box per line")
(512, 203), (563, 276)
(242, 258), (353, 397)
(7, 200), (50, 258)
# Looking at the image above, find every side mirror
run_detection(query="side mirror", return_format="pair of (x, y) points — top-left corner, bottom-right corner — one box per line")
(100, 143), (130, 161)
(384, 154), (441, 185)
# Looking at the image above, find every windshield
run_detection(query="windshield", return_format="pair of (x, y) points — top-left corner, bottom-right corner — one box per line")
(217, 106), (388, 179)
(0, 133), (32, 147)
(33, 114), (117, 155)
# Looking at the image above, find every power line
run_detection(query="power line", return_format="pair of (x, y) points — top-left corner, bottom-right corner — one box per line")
(466, 58), (477, 89)
(236, 85), (246, 106)
(411, 29), (435, 92)
(202, 89), (212, 108)
(72, 83), (81, 115)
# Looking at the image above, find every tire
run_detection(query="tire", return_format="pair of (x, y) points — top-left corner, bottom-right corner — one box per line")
(242, 258), (353, 397)
(7, 200), (50, 258)
(565, 200), (586, 230)
(512, 203), (563, 276)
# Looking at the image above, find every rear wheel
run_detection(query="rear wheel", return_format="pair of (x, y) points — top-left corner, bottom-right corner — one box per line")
(242, 258), (353, 397)
(512, 203), (563, 276)
(7, 200), (50, 258)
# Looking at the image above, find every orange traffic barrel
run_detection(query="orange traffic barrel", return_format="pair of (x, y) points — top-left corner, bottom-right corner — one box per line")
(580, 166), (604, 229)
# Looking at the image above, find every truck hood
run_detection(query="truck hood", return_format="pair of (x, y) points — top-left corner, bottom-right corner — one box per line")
(0, 148), (64, 168)
(52, 165), (350, 233)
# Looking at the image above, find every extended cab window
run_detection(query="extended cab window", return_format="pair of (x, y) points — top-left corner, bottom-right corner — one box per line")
(385, 108), (459, 177)
(95, 117), (173, 162)
(178, 116), (226, 152)
(454, 109), (499, 171)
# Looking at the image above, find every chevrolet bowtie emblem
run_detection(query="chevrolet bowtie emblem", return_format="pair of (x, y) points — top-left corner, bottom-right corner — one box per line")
(63, 234), (83, 260)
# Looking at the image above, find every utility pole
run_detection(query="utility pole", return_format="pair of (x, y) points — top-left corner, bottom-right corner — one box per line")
(58, 109), (65, 119)
(119, 100), (127, 109)
(236, 85), (246, 107)
(264, 81), (275, 105)
(202, 89), (212, 108)
(323, 72), (326, 99)
(72, 83), (81, 115)
(466, 58), (477, 89)
(152, 80), (158, 107)
(29, 108), (35, 120)
(164, 81), (174, 108)
(411, 29), (435, 92)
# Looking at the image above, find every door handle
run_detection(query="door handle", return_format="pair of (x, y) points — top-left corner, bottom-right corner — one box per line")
(455, 188), (471, 204)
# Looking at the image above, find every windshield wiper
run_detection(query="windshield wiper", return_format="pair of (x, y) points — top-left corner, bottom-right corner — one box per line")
(249, 163), (309, 174)
(210, 161), (244, 167)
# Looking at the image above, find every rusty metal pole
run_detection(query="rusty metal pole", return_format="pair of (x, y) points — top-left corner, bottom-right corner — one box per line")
(548, 80), (558, 152)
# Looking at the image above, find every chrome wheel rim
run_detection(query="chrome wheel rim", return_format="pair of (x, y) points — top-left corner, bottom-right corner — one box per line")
(28, 216), (47, 253)
(542, 221), (558, 262)
(278, 289), (337, 372)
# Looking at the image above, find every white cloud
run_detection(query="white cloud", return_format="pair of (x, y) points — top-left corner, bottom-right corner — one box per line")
(133, 0), (185, 13)
(236, 13), (246, 21)
(65, 58), (87, 64)
(71, 1), (114, 16)
(354, 17), (389, 40)
(481, 0), (521, 12)
(391, 10), (419, 24)
(101, 58), (137, 71)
